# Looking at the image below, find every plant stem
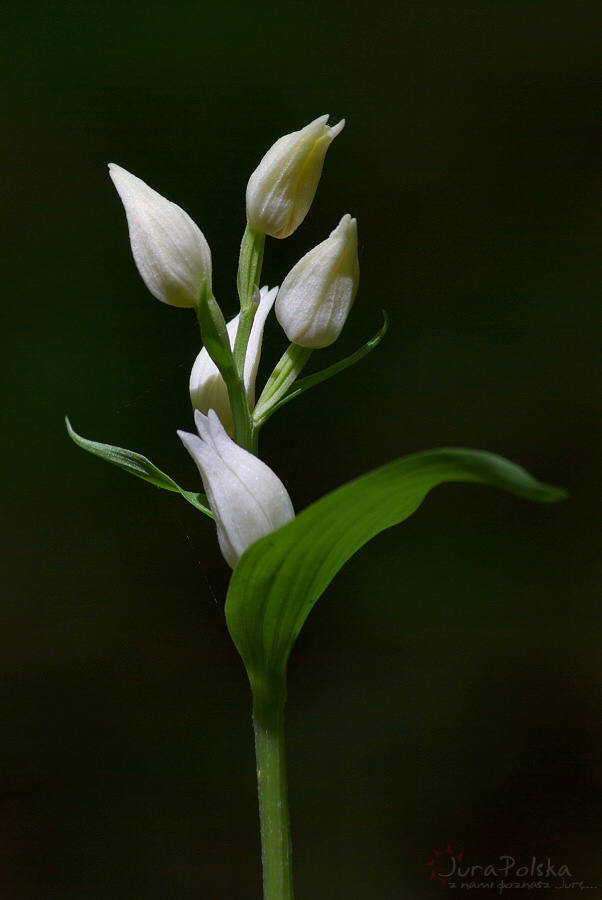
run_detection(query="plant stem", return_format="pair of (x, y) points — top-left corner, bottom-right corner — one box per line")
(253, 679), (294, 900)
(253, 343), (313, 428)
(195, 292), (254, 452)
(237, 224), (266, 314)
(234, 225), (266, 378)
(229, 374), (254, 452)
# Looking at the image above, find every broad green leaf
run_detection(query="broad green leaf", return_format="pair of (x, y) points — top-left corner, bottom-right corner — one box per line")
(65, 417), (213, 517)
(225, 448), (566, 689)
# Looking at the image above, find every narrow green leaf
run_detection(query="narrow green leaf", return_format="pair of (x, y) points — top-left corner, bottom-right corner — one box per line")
(253, 343), (313, 426)
(225, 448), (566, 688)
(261, 312), (388, 420)
(197, 286), (236, 376)
(65, 417), (213, 517)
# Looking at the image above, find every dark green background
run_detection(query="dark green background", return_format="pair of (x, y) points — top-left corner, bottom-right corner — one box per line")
(2, 1), (601, 897)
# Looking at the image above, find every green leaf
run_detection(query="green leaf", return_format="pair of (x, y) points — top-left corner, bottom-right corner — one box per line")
(259, 312), (388, 421)
(225, 448), (566, 689)
(197, 282), (237, 376)
(65, 417), (213, 517)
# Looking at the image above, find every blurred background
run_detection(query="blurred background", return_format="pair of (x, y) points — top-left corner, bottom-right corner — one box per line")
(1, 1), (601, 897)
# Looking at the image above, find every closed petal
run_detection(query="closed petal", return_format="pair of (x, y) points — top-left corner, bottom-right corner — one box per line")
(246, 116), (345, 239)
(109, 164), (212, 308)
(178, 409), (294, 567)
(275, 215), (359, 348)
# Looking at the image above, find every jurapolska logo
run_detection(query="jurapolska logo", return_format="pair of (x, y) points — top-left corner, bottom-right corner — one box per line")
(424, 847), (596, 891)
(425, 846), (464, 887)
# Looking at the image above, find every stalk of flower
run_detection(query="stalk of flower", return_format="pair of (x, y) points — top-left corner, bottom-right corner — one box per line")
(178, 410), (295, 569)
(190, 285), (278, 435)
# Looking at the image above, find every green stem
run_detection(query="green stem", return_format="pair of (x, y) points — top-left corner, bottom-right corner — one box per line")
(194, 294), (254, 452)
(233, 300), (259, 379)
(234, 224), (266, 381)
(253, 680), (294, 900)
(237, 224), (266, 314)
(229, 375), (254, 451)
(253, 344), (313, 428)
(228, 224), (266, 452)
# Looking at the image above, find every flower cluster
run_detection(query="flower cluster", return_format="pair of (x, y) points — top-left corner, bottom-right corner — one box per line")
(110, 115), (359, 567)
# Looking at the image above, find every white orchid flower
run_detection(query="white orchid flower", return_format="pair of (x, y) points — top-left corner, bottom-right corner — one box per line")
(109, 163), (212, 308)
(275, 214), (359, 348)
(246, 115), (345, 239)
(178, 410), (295, 568)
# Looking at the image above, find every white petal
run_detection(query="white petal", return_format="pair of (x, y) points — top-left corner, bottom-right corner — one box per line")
(243, 285), (278, 406)
(189, 315), (240, 432)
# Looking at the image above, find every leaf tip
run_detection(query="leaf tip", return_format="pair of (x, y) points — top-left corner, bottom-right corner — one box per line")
(65, 415), (79, 442)
(538, 484), (569, 504)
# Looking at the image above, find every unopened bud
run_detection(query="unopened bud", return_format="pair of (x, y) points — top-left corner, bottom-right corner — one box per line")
(246, 115), (345, 239)
(109, 164), (212, 308)
(275, 214), (359, 348)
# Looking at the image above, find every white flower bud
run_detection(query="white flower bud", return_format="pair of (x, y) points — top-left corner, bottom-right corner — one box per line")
(275, 214), (359, 348)
(189, 285), (278, 432)
(178, 410), (295, 568)
(246, 115), (345, 239)
(109, 164), (212, 308)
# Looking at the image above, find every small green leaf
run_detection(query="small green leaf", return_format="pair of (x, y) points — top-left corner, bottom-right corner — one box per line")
(197, 284), (237, 376)
(258, 312), (388, 422)
(225, 448), (566, 688)
(65, 417), (213, 517)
